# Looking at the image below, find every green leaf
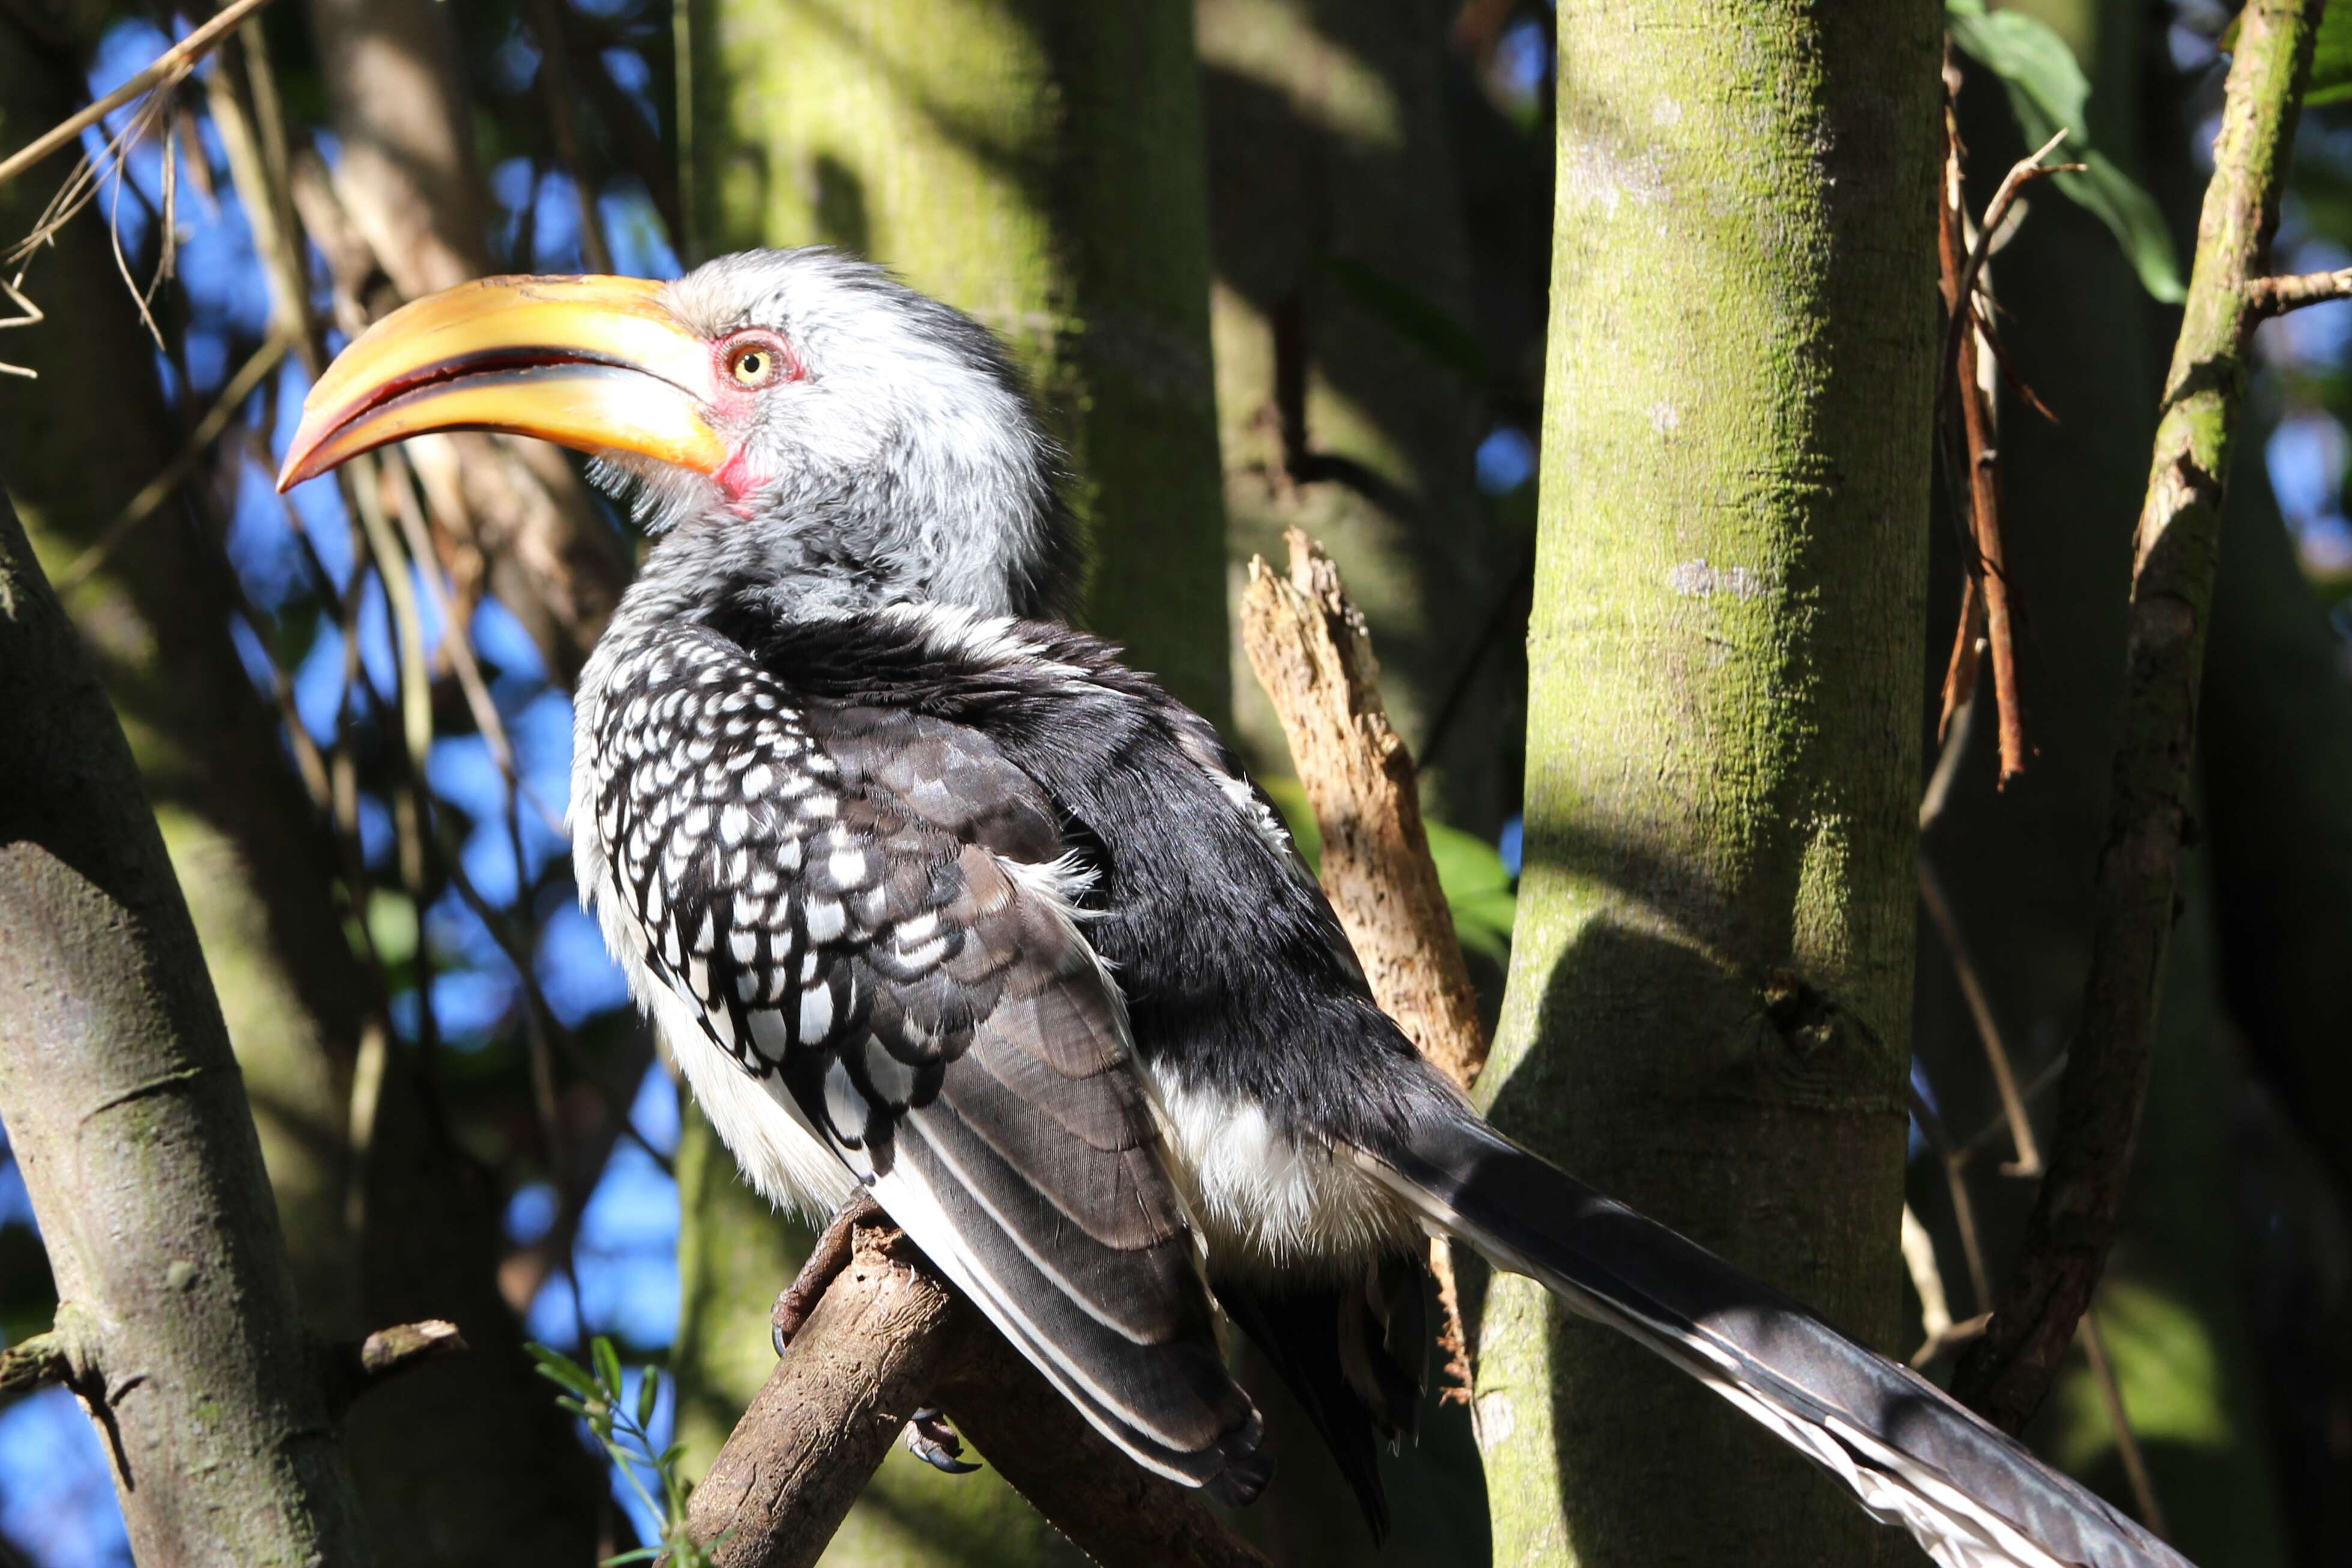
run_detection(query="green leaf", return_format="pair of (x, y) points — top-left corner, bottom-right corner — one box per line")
(2304, 7), (2352, 105)
(1319, 255), (1489, 384)
(1424, 820), (1518, 963)
(601, 1548), (664, 1564)
(592, 1335), (624, 1400)
(1255, 776), (1515, 961)
(635, 1365), (661, 1429)
(1946, 0), (2186, 302)
(526, 1343), (603, 1402)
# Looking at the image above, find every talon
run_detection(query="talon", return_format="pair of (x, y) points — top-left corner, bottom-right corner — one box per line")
(904, 1406), (980, 1474)
(771, 1192), (885, 1355)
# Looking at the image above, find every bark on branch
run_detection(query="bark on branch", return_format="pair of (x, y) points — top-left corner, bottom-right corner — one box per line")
(1238, 530), (1487, 1090)
(2245, 265), (2352, 315)
(319, 1319), (467, 1420)
(1951, 0), (2322, 1434)
(1238, 528), (1488, 1395)
(0, 488), (370, 1564)
(684, 1211), (1269, 1568)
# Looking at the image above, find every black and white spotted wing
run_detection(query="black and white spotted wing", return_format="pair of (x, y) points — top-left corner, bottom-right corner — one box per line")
(578, 625), (1266, 1502)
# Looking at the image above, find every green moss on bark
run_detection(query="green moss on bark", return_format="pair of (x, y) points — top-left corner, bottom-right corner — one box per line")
(1474, 6), (1940, 1564)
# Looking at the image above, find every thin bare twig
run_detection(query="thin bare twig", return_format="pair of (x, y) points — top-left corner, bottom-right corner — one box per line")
(1957, 1051), (2068, 1162)
(1936, 129), (2078, 419)
(2246, 265), (2352, 315)
(0, 0), (276, 190)
(1935, 580), (1984, 750)
(1911, 1312), (1993, 1371)
(0, 271), (41, 379)
(52, 332), (287, 592)
(1900, 1204), (1953, 1348)
(2079, 1309), (2169, 1540)
(1918, 855), (2043, 1176)
(1939, 102), (2044, 786)
(1907, 1074), (1993, 1313)
(1921, 655), (1986, 834)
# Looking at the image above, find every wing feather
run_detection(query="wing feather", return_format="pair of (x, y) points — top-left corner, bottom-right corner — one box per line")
(585, 641), (1266, 1503)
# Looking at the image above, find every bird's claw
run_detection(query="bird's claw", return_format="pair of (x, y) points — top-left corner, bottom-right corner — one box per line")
(904, 1407), (980, 1474)
(771, 1192), (884, 1356)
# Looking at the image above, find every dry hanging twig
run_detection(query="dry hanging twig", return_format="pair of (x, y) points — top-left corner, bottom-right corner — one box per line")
(1952, 0), (2323, 1436)
(1936, 93), (2070, 786)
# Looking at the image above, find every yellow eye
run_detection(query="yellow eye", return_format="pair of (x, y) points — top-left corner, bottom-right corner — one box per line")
(729, 345), (775, 386)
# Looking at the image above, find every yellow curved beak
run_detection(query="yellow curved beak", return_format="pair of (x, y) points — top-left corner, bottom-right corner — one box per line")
(276, 274), (727, 491)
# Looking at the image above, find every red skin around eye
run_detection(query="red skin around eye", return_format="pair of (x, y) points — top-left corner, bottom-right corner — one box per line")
(707, 329), (801, 511)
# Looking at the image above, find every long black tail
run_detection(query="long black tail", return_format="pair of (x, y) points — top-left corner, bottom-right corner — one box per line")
(1358, 1110), (2188, 1568)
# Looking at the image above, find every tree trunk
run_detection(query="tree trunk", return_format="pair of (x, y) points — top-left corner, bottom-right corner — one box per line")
(682, 0), (1230, 727)
(0, 22), (609, 1564)
(0, 485), (371, 1567)
(1473, 8), (1939, 1566)
(1198, 0), (1513, 837)
(0, 13), (365, 1345)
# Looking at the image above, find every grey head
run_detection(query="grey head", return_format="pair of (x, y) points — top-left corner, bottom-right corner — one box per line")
(601, 248), (1078, 628)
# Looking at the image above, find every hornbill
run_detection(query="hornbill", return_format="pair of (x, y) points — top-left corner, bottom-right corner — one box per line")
(280, 248), (2187, 1568)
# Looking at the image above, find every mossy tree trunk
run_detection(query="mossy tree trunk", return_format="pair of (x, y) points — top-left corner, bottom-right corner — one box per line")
(0, 487), (371, 1568)
(673, 4), (1225, 1560)
(1473, 7), (1939, 1566)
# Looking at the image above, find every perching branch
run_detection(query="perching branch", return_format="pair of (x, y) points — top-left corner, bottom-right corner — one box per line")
(685, 1209), (1268, 1568)
(0, 487), (371, 1564)
(684, 1215), (961, 1568)
(1952, 0), (2323, 1435)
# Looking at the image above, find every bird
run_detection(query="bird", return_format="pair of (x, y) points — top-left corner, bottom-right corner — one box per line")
(279, 246), (2189, 1568)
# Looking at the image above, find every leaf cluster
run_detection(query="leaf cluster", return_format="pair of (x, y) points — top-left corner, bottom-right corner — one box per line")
(1946, 0), (2186, 303)
(530, 1337), (722, 1568)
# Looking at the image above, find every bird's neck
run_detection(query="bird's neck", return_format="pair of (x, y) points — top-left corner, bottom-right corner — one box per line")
(603, 469), (1074, 651)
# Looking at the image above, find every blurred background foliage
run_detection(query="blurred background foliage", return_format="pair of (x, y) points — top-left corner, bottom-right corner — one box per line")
(0, 1), (2349, 1566)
